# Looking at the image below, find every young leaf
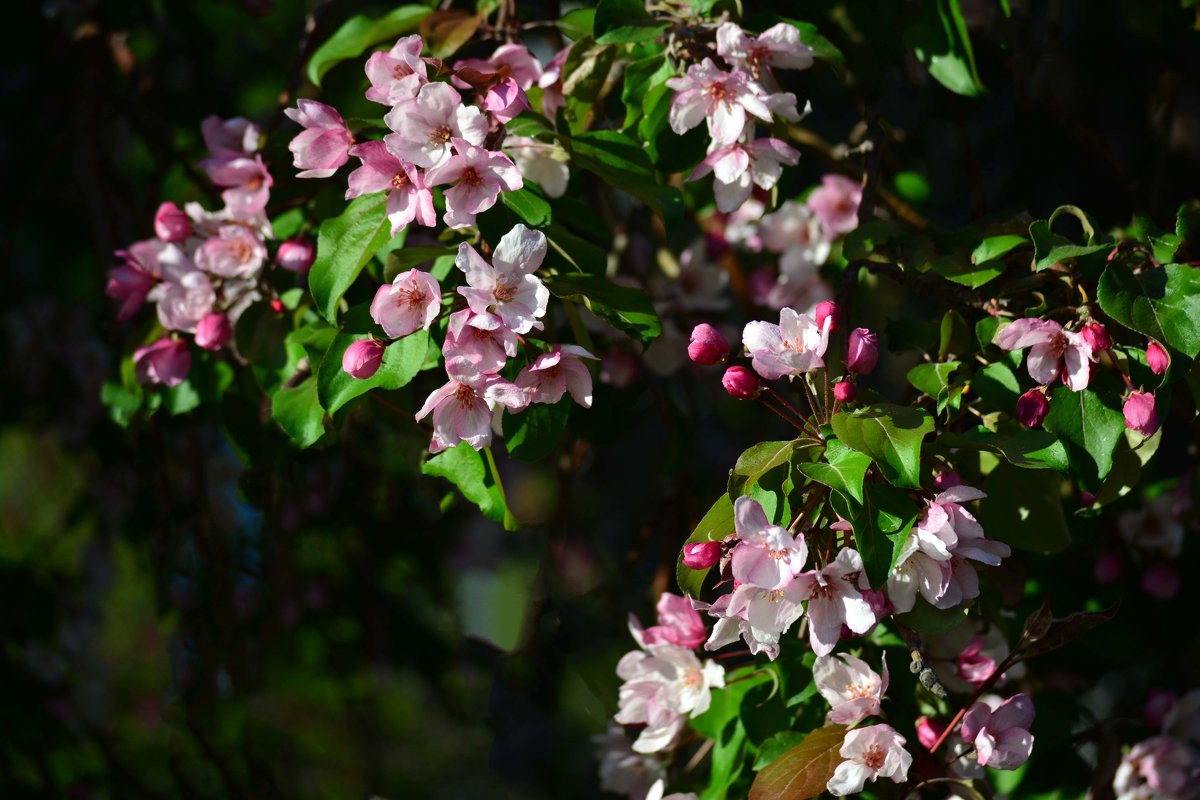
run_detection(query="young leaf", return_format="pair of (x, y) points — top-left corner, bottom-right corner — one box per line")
(502, 401), (571, 462)
(1097, 261), (1200, 358)
(748, 724), (847, 800)
(310, 195), (392, 323)
(594, 0), (666, 45)
(903, 0), (986, 98)
(728, 439), (811, 498)
(971, 234), (1028, 264)
(501, 187), (553, 227)
(828, 483), (918, 589)
(306, 5), (430, 86)
(830, 404), (934, 489)
(938, 427), (1069, 471)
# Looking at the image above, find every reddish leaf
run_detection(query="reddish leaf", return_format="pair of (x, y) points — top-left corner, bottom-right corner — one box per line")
(749, 724), (847, 800)
(419, 10), (482, 59)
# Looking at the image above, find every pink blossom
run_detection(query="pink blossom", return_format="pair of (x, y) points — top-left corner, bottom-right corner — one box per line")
(194, 312), (232, 351)
(716, 22), (814, 76)
(1113, 736), (1200, 800)
(202, 154), (273, 217)
(345, 140), (436, 234)
(1145, 690), (1179, 729)
(284, 99), (354, 179)
(688, 138), (799, 212)
(815, 300), (841, 333)
(1124, 391), (1160, 436)
(454, 43), (542, 91)
(722, 366), (760, 399)
(805, 176), (861, 240)
(915, 716), (948, 751)
(150, 262), (215, 333)
(108, 244), (163, 321)
(415, 358), (528, 453)
(742, 307), (831, 379)
(443, 309), (518, 374)
(956, 635), (998, 687)
(688, 323), (729, 365)
(538, 46), (571, 121)
(425, 139), (523, 228)
(887, 544), (951, 613)
(630, 593), (707, 650)
(154, 202), (192, 242)
(1147, 340), (1171, 375)
(455, 224), (548, 334)
(827, 724), (912, 796)
(702, 579), (807, 660)
(195, 225), (267, 279)
(370, 269), (441, 338)
(516, 345), (597, 407)
(666, 59), (773, 146)
(795, 548), (876, 656)
(961, 693), (1036, 770)
(134, 337), (191, 387)
(758, 200), (832, 283)
(505, 137), (570, 198)
(482, 77), (530, 124)
(343, 339), (386, 379)
(277, 238), (315, 273)
(1016, 387), (1050, 427)
(914, 486), (1010, 566)
(616, 644), (725, 753)
(814, 653), (889, 725)
(834, 381), (856, 403)
(383, 82), (488, 169)
(200, 116), (260, 156)
(730, 495), (808, 589)
(682, 541), (722, 570)
(994, 318), (1094, 391)
(363, 34), (427, 105)
(1081, 321), (1112, 352)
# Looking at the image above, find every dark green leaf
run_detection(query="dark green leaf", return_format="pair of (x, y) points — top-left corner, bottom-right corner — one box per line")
(317, 329), (429, 416)
(796, 441), (871, 503)
(1097, 261), (1200, 357)
(977, 462), (1070, 553)
(972, 234), (1028, 264)
(306, 5), (430, 86)
(501, 187), (553, 227)
(830, 404), (935, 489)
(594, 0), (665, 44)
(502, 401), (571, 461)
(568, 130), (677, 217)
(559, 7), (595, 40)
(907, 362), (960, 399)
(544, 273), (661, 346)
(897, 599), (970, 636)
(385, 246), (457, 280)
(560, 36), (617, 103)
(829, 483), (918, 589)
(938, 427), (1069, 471)
(310, 195), (392, 322)
(970, 361), (1021, 411)
(939, 310), (972, 358)
(271, 376), (325, 448)
(729, 439), (811, 498)
(1043, 385), (1126, 485)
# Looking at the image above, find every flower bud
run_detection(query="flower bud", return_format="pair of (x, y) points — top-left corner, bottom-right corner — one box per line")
(815, 300), (842, 333)
(1081, 322), (1111, 353)
(682, 541), (722, 570)
(277, 238), (315, 273)
(846, 328), (878, 374)
(1123, 391), (1159, 436)
(133, 336), (191, 387)
(722, 366), (760, 400)
(932, 470), (963, 491)
(342, 339), (386, 379)
(1141, 562), (1179, 600)
(269, 298), (285, 314)
(833, 380), (857, 402)
(915, 716), (947, 751)
(1093, 552), (1123, 585)
(194, 312), (233, 351)
(154, 201), (192, 243)
(1146, 339), (1170, 375)
(688, 323), (730, 365)
(1015, 388), (1050, 427)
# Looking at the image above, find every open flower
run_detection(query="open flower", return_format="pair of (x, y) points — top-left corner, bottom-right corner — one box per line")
(814, 653), (889, 725)
(505, 136), (570, 198)
(481, 77), (530, 124)
(630, 593), (707, 650)
(795, 548), (876, 656)
(150, 258), (215, 333)
(516, 345), (596, 407)
(134, 337), (191, 387)
(886, 544), (951, 613)
(995, 318), (1094, 391)
(666, 59), (773, 146)
(807, 174), (863, 238)
(538, 45), (571, 121)
(284, 99), (354, 178)
(961, 693), (1036, 770)
(742, 307), (831, 379)
(455, 224), (548, 334)
(716, 22), (814, 77)
(914, 486), (1010, 566)
(426, 139), (523, 228)
(730, 495), (808, 589)
(202, 153), (273, 217)
(827, 724), (912, 796)
(454, 43), (543, 91)
(443, 310), (518, 374)
(702, 578), (807, 661)
(616, 643), (725, 753)
(363, 34), (427, 105)
(384, 82), (488, 169)
(195, 224), (267, 279)
(415, 358), (528, 453)
(370, 269), (441, 338)
(1113, 735), (1200, 800)
(200, 115), (261, 156)
(688, 138), (799, 212)
(345, 140), (436, 233)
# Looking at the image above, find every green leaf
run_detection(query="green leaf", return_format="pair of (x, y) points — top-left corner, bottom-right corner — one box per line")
(728, 439), (809, 498)
(1097, 261), (1200, 357)
(101, 380), (143, 428)
(829, 483), (918, 590)
(692, 666), (775, 739)
(786, 20), (845, 65)
(927, 253), (1006, 289)
(907, 361), (960, 399)
(977, 462), (1070, 553)
(754, 731), (807, 772)
(939, 427), (1069, 471)
(385, 246), (457, 280)
(676, 494), (735, 599)
(543, 273), (661, 347)
(545, 226), (608, 276)
(796, 441), (871, 504)
(502, 401), (571, 461)
(971, 362), (1021, 411)
(422, 442), (510, 526)
(939, 310), (972, 358)
(1043, 385), (1126, 485)
(501, 187), (553, 227)
(568, 130), (677, 217)
(972, 234), (1028, 264)
(271, 376), (326, 448)
(830, 404), (935, 489)
(748, 724), (847, 800)
(897, 599), (970, 635)
(904, 0), (985, 97)
(559, 7), (595, 40)
(317, 330), (429, 416)
(560, 36), (617, 104)
(1028, 208), (1110, 271)
(593, 0), (666, 44)
(621, 54), (671, 130)
(306, 5), (430, 86)
(310, 195), (392, 323)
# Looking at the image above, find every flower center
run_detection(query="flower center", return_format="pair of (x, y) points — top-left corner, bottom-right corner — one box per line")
(231, 239), (253, 263)
(245, 176), (263, 190)
(391, 171), (410, 190)
(1048, 331), (1070, 358)
(682, 668), (703, 689)
(430, 124), (453, 145)
(493, 282), (517, 302)
(453, 383), (475, 407)
(767, 548), (788, 561)
(392, 64), (409, 80)
(862, 744), (886, 770)
(782, 337), (806, 353)
(396, 286), (425, 308)
(705, 80), (731, 107)
(459, 167), (483, 187)
(845, 682), (873, 699)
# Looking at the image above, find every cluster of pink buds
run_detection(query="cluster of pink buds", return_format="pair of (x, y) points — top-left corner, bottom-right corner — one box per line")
(108, 116), (313, 387)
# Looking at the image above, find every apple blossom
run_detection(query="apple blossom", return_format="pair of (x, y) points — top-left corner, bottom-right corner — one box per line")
(722, 365), (761, 399)
(425, 139), (523, 228)
(343, 339), (386, 379)
(682, 541), (722, 570)
(134, 337), (191, 387)
(730, 495), (808, 589)
(202, 153), (272, 217)
(961, 693), (1036, 770)
(363, 34), (427, 105)
(505, 136), (570, 198)
(284, 99), (354, 179)
(846, 328), (878, 374)
(194, 312), (232, 351)
(516, 345), (597, 408)
(814, 653), (889, 725)
(415, 358), (527, 453)
(615, 643), (725, 753)
(443, 310), (519, 374)
(1016, 387), (1050, 427)
(453, 43), (542, 91)
(826, 724), (912, 796)
(455, 224), (548, 334)
(887, 543), (951, 613)
(200, 115), (260, 156)
(795, 547), (876, 656)
(716, 22), (814, 77)
(108, 245), (162, 321)
(345, 140), (437, 234)
(687, 323), (729, 365)
(994, 318), (1094, 391)
(956, 635), (999, 687)
(916, 716), (948, 751)
(276, 238), (314, 273)
(1113, 735), (1200, 800)
(702, 579), (807, 660)
(481, 77), (530, 124)
(743, 307), (831, 379)
(807, 174), (863, 238)
(1147, 339), (1171, 375)
(195, 224), (267, 279)
(913, 486), (1010, 566)
(538, 45), (571, 120)
(383, 82), (487, 169)
(688, 138), (800, 212)
(154, 201), (192, 243)
(150, 264), (216, 333)
(370, 269), (441, 338)
(1124, 391), (1160, 436)
(592, 725), (666, 800)
(630, 593), (707, 650)
(666, 59), (773, 146)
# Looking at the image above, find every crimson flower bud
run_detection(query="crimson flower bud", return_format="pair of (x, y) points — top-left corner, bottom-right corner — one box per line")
(269, 298), (285, 314)
(833, 380), (857, 402)
(688, 323), (730, 365)
(1123, 391), (1159, 436)
(1081, 322), (1111, 353)
(722, 366), (761, 399)
(932, 470), (963, 491)
(1146, 340), (1170, 375)
(1141, 562), (1180, 600)
(154, 201), (192, 243)
(1015, 388), (1050, 428)
(815, 300), (842, 333)
(342, 339), (386, 379)
(277, 238), (315, 274)
(915, 716), (947, 751)
(194, 312), (233, 351)
(682, 541), (722, 570)
(846, 328), (878, 374)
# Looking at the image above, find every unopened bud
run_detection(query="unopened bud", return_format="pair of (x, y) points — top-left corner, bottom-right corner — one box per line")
(1015, 388), (1050, 427)
(194, 312), (233, 351)
(1146, 340), (1170, 375)
(342, 339), (386, 379)
(846, 328), (878, 374)
(277, 238), (315, 274)
(815, 300), (841, 333)
(722, 366), (760, 400)
(682, 541), (722, 569)
(1081, 322), (1111, 353)
(1123, 391), (1159, 436)
(688, 323), (730, 365)
(833, 380), (856, 403)
(154, 202), (192, 243)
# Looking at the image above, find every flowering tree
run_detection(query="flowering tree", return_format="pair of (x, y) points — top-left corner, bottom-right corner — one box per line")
(86, 0), (1200, 798)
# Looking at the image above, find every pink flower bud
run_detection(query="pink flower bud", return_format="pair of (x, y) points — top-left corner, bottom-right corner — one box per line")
(194, 313), (233, 351)
(915, 716), (947, 751)
(722, 366), (761, 399)
(342, 339), (386, 379)
(1141, 562), (1179, 600)
(932, 470), (963, 491)
(133, 336), (191, 387)
(1144, 689), (1178, 729)
(682, 541), (722, 569)
(815, 300), (842, 333)
(277, 238), (315, 273)
(688, 323), (730, 365)
(1093, 552), (1123, 584)
(846, 328), (878, 374)
(833, 380), (857, 402)
(1015, 388), (1050, 427)
(1146, 340), (1170, 375)
(1123, 391), (1159, 436)
(153, 202), (192, 243)
(269, 298), (285, 314)
(1081, 322), (1111, 353)
(956, 636), (998, 687)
